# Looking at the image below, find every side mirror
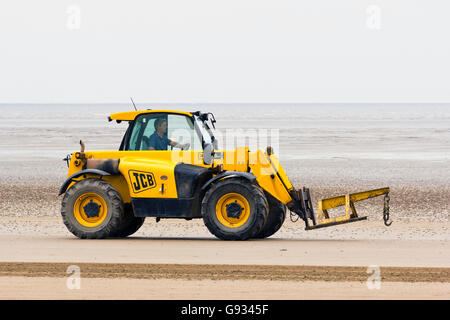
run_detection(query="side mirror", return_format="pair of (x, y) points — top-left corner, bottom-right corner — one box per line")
(203, 143), (214, 165)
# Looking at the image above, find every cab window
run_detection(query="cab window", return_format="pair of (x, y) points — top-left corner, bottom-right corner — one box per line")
(127, 113), (202, 151)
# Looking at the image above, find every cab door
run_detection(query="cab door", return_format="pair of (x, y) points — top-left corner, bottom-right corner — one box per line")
(124, 112), (205, 198)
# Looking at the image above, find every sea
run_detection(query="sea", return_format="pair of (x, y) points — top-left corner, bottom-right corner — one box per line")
(0, 103), (448, 162)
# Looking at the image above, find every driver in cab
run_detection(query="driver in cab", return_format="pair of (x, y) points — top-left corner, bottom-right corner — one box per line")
(148, 118), (190, 150)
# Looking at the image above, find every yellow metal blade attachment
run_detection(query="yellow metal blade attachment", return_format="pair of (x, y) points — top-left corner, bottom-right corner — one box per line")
(306, 187), (390, 230)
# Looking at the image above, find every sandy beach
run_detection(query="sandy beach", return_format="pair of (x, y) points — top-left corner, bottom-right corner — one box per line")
(0, 104), (449, 299)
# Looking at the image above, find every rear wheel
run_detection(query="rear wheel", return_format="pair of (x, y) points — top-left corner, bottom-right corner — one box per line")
(253, 192), (286, 239)
(61, 179), (124, 239)
(112, 205), (145, 238)
(201, 178), (268, 240)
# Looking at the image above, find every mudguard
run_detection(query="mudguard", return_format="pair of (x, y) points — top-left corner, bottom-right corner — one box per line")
(200, 171), (256, 192)
(58, 169), (111, 196)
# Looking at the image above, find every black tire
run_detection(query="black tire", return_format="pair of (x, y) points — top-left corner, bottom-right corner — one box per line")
(201, 178), (268, 240)
(111, 205), (145, 238)
(253, 192), (286, 239)
(61, 179), (124, 239)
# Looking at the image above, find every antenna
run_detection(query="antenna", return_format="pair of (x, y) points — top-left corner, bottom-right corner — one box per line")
(130, 97), (137, 111)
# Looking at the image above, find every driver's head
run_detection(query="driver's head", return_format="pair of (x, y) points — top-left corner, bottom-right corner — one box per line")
(154, 118), (167, 133)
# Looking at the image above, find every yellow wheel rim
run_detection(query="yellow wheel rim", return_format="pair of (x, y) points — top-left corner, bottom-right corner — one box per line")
(73, 192), (108, 228)
(215, 193), (250, 228)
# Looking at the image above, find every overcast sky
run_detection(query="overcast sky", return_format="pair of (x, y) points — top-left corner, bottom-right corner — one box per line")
(0, 1), (449, 103)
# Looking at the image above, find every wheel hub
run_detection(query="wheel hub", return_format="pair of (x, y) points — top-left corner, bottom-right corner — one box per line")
(226, 201), (243, 219)
(215, 193), (250, 228)
(83, 200), (100, 218)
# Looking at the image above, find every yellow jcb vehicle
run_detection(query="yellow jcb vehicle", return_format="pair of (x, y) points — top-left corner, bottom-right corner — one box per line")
(59, 109), (392, 240)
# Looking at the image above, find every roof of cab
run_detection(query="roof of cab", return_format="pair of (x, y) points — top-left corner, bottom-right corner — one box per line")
(108, 109), (193, 121)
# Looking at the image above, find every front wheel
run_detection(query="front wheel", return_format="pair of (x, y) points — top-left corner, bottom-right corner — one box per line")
(201, 178), (268, 240)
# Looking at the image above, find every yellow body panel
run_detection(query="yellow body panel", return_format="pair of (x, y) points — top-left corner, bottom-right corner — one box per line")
(119, 157), (178, 198)
(109, 110), (192, 121)
(268, 154), (294, 192)
(67, 150), (212, 202)
(66, 147), (296, 208)
(219, 147), (249, 172)
(248, 150), (293, 204)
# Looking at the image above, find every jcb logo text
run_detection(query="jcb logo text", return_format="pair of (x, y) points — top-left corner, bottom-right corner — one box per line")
(128, 170), (157, 193)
